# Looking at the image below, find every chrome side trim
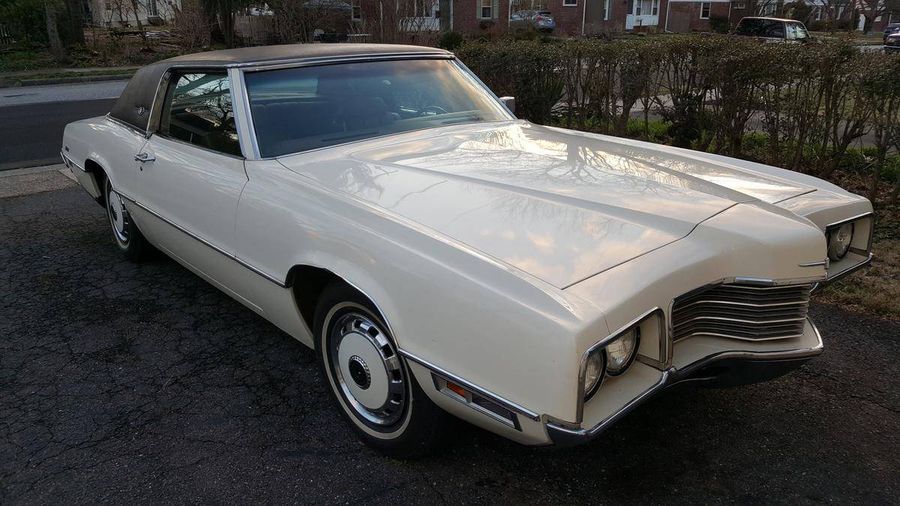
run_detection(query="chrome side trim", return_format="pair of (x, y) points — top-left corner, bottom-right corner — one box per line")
(236, 52), (453, 71)
(117, 192), (287, 288)
(547, 317), (824, 445)
(799, 259), (829, 268)
(398, 349), (541, 422)
(60, 151), (86, 172)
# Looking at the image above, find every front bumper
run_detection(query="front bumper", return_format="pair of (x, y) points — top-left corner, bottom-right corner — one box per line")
(545, 318), (823, 446)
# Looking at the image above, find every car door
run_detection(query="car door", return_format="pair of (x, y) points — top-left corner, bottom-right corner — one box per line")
(132, 70), (248, 260)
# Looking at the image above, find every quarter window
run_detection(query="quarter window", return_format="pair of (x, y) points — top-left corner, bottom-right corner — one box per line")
(159, 72), (241, 157)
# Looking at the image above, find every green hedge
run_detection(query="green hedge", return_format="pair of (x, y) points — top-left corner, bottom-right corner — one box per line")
(458, 36), (900, 203)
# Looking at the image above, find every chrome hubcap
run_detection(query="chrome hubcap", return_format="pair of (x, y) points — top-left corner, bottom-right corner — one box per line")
(329, 311), (406, 429)
(106, 184), (130, 245)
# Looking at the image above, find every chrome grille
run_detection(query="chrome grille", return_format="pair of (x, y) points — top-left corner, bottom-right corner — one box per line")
(672, 283), (812, 341)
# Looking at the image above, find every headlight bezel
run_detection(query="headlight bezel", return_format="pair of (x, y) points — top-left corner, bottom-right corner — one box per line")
(582, 349), (606, 402)
(578, 309), (663, 406)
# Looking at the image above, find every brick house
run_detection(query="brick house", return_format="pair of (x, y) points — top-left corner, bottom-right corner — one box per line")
(441, 0), (738, 35)
(349, 0), (896, 37)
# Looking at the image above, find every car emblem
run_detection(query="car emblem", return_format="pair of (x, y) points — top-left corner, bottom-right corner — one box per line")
(136, 106), (146, 116)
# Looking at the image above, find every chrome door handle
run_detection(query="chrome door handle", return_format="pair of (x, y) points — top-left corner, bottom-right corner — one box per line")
(134, 152), (156, 163)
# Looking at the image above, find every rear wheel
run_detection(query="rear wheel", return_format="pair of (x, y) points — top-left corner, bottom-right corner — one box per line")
(105, 178), (151, 261)
(315, 283), (452, 458)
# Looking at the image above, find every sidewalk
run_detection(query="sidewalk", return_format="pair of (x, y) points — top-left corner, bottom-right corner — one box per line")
(0, 65), (138, 87)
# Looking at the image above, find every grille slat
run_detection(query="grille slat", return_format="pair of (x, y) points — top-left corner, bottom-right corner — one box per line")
(672, 283), (811, 341)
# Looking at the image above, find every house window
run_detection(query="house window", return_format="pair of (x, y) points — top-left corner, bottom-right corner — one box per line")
(604, 0), (610, 19)
(563, 0), (578, 6)
(147, 0), (158, 16)
(700, 2), (711, 18)
(479, 0), (492, 18)
(351, 0), (361, 20)
(735, 2), (746, 8)
(815, 7), (822, 20)
(651, 0), (659, 15)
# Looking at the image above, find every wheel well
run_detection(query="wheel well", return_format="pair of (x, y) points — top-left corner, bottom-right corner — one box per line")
(84, 159), (107, 208)
(288, 265), (345, 333)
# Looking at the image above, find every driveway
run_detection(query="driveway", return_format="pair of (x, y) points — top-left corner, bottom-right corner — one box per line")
(1, 171), (898, 504)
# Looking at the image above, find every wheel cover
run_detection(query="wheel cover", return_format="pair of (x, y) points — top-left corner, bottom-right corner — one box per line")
(328, 311), (407, 430)
(106, 184), (130, 245)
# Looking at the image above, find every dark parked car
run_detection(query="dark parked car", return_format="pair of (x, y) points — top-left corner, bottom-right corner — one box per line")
(509, 10), (556, 32)
(734, 17), (810, 42)
(884, 23), (900, 44)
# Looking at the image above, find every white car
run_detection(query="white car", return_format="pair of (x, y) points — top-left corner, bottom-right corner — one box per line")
(62, 44), (874, 457)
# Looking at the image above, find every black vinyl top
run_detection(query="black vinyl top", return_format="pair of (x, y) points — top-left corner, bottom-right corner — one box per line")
(109, 43), (450, 131)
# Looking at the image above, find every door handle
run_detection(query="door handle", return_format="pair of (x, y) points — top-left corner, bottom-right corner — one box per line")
(134, 152), (156, 163)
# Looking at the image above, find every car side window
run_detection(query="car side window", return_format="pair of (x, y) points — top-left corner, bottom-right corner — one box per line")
(159, 72), (242, 157)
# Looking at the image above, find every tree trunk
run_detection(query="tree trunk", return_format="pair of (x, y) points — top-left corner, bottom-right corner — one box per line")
(44, 1), (64, 59)
(128, 0), (148, 45)
(63, 0), (85, 45)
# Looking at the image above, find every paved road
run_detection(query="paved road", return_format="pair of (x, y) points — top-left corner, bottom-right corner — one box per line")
(0, 81), (125, 171)
(1, 178), (898, 504)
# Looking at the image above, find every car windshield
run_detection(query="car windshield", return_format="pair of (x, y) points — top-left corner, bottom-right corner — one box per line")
(244, 58), (509, 157)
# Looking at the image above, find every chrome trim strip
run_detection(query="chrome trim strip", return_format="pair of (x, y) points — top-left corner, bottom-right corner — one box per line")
(231, 68), (261, 159)
(823, 252), (874, 284)
(548, 317), (824, 445)
(117, 192), (287, 287)
(106, 114), (148, 136)
(825, 211), (874, 231)
(799, 259), (828, 268)
(577, 307), (665, 424)
(60, 151), (86, 172)
(398, 349), (541, 422)
(236, 52), (453, 71)
(678, 299), (807, 309)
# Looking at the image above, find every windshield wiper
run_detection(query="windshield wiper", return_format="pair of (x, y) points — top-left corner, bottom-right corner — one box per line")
(322, 131), (381, 143)
(439, 114), (482, 125)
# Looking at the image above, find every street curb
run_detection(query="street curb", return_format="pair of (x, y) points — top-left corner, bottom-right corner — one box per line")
(4, 73), (134, 87)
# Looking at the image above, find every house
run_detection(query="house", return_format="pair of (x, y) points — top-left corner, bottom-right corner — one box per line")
(84, 0), (180, 28)
(346, 0), (896, 38)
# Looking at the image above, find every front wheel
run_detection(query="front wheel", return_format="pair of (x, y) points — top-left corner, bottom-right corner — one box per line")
(315, 284), (452, 458)
(105, 178), (151, 261)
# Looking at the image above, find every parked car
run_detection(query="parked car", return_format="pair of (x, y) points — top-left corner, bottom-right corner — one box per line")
(509, 9), (556, 32)
(883, 23), (900, 43)
(885, 26), (900, 51)
(62, 44), (873, 457)
(734, 17), (811, 42)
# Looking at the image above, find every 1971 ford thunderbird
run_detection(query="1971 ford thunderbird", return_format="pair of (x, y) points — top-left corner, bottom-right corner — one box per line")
(62, 44), (874, 457)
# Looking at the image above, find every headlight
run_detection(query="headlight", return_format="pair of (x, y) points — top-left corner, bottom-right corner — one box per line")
(605, 327), (640, 376)
(827, 222), (854, 261)
(582, 350), (606, 401)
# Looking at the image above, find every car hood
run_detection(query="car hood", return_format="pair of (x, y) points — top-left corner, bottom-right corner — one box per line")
(278, 121), (815, 288)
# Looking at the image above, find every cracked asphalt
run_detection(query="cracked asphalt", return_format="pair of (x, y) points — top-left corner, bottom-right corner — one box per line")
(2, 177), (899, 504)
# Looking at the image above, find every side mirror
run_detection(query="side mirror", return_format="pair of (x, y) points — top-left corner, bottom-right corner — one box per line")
(499, 96), (516, 115)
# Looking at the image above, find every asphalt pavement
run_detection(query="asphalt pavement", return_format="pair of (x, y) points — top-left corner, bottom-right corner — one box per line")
(0, 81), (125, 171)
(0, 172), (898, 504)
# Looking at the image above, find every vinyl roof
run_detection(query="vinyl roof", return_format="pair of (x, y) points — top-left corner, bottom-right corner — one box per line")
(160, 43), (450, 65)
(109, 43), (451, 132)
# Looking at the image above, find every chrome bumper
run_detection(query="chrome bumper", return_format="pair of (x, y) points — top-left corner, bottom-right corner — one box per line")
(546, 318), (824, 447)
